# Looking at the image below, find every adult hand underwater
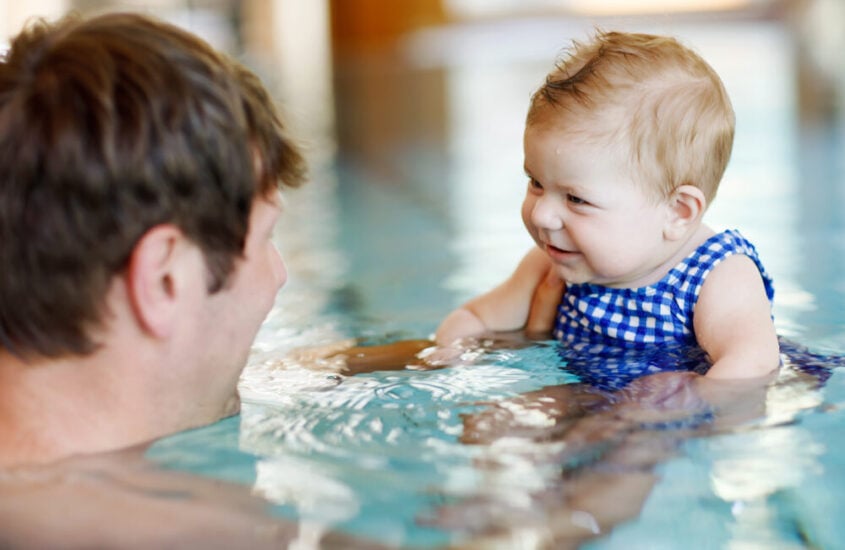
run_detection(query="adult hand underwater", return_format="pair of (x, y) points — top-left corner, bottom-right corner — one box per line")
(427, 370), (783, 548)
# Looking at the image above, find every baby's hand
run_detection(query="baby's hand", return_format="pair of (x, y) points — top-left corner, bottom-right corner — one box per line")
(415, 339), (485, 368)
(276, 339), (358, 373)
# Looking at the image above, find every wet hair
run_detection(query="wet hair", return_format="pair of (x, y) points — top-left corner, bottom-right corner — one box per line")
(0, 12), (306, 358)
(527, 30), (734, 203)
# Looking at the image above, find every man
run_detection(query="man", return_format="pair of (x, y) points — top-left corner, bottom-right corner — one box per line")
(0, 12), (358, 548)
(0, 12), (305, 466)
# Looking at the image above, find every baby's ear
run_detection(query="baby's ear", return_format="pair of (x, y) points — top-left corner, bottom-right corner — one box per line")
(664, 184), (706, 241)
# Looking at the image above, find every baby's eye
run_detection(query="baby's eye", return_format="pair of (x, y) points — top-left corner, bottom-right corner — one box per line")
(567, 193), (587, 205)
(528, 178), (543, 191)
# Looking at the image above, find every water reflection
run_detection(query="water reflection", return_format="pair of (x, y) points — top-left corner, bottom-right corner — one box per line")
(239, 331), (842, 548)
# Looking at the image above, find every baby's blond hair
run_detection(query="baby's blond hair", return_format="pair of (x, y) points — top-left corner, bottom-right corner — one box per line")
(527, 30), (734, 204)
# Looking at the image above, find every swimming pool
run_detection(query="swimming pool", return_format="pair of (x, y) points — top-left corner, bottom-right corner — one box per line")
(148, 17), (845, 549)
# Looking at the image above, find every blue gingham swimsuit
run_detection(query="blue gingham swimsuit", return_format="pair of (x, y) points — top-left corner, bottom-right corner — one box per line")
(554, 229), (774, 389)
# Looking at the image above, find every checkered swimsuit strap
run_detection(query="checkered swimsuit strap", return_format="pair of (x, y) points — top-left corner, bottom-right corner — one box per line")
(553, 229), (774, 347)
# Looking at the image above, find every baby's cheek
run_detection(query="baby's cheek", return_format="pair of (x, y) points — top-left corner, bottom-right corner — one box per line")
(520, 199), (534, 228)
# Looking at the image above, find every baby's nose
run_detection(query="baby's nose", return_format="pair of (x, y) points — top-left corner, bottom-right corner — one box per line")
(532, 197), (564, 231)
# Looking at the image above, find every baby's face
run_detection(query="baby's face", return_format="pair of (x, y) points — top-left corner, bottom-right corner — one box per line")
(521, 123), (681, 289)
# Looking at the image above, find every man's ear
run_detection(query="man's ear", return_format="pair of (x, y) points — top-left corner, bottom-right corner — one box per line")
(125, 225), (195, 338)
(664, 184), (707, 241)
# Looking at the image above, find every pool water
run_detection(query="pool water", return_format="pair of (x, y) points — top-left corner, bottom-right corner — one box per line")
(149, 17), (845, 549)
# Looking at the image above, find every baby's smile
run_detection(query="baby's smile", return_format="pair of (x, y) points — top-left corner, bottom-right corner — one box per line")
(545, 243), (580, 261)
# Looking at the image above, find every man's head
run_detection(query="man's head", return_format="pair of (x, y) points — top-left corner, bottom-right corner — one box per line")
(526, 30), (734, 204)
(0, 12), (305, 359)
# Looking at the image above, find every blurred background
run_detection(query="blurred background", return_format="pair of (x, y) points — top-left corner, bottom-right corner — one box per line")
(4, 0), (841, 153)
(2, 1), (844, 346)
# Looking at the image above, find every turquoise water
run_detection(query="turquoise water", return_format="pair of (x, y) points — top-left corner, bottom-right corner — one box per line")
(149, 18), (845, 549)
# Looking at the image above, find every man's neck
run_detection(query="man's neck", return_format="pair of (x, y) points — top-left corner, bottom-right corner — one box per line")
(0, 350), (156, 467)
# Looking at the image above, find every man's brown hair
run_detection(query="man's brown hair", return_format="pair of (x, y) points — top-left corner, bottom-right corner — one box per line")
(0, 12), (305, 358)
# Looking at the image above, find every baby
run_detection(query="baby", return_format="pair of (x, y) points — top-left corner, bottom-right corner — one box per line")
(435, 30), (780, 381)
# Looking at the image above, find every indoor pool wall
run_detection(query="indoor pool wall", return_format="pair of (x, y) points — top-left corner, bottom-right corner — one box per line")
(148, 10), (845, 550)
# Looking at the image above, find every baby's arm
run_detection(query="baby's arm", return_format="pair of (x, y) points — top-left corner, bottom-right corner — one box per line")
(435, 247), (561, 346)
(693, 254), (780, 379)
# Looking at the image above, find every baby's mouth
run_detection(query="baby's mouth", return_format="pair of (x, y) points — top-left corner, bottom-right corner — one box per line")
(545, 243), (580, 262)
(547, 244), (574, 254)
